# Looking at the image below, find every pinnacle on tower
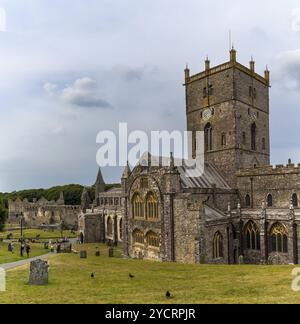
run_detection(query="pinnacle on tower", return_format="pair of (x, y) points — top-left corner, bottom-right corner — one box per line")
(184, 64), (190, 81)
(264, 66), (270, 86)
(205, 56), (210, 71)
(230, 46), (237, 62)
(249, 56), (255, 72)
(122, 161), (131, 179)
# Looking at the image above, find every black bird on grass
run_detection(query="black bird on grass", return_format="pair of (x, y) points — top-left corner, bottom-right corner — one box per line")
(166, 291), (172, 299)
(129, 273), (135, 279)
(91, 273), (95, 279)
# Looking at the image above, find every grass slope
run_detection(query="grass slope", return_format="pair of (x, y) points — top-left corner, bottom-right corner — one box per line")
(0, 243), (49, 264)
(0, 229), (77, 240)
(0, 244), (299, 304)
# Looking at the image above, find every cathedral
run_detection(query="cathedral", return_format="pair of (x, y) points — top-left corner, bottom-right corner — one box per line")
(79, 48), (300, 265)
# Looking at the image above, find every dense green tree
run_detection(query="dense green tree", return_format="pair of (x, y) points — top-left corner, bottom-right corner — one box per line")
(0, 197), (7, 231)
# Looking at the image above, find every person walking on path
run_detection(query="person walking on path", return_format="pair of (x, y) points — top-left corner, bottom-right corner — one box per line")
(20, 241), (25, 257)
(26, 244), (31, 258)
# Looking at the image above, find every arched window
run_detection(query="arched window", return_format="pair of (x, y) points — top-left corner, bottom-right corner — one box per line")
(221, 133), (226, 146)
(107, 217), (113, 237)
(119, 219), (123, 240)
(132, 194), (145, 219)
(251, 123), (256, 151)
(245, 221), (260, 251)
(267, 194), (273, 207)
(204, 123), (213, 152)
(133, 229), (144, 245)
(146, 193), (159, 220)
(270, 223), (288, 253)
(242, 132), (246, 145)
(213, 232), (223, 259)
(292, 193), (298, 208)
(245, 194), (251, 207)
(146, 231), (159, 248)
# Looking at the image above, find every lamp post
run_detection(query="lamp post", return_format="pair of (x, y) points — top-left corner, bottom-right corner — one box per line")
(17, 212), (24, 239)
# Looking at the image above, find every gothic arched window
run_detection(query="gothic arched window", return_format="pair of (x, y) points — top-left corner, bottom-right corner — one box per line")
(146, 231), (159, 248)
(245, 221), (260, 251)
(132, 193), (145, 219)
(146, 193), (159, 221)
(221, 133), (226, 146)
(107, 217), (113, 237)
(213, 232), (223, 259)
(245, 194), (251, 207)
(204, 123), (213, 152)
(267, 194), (273, 207)
(270, 223), (288, 253)
(292, 193), (298, 208)
(133, 229), (144, 245)
(242, 132), (246, 145)
(251, 123), (256, 151)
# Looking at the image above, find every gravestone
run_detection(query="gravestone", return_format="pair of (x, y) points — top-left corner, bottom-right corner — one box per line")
(95, 251), (100, 257)
(29, 259), (49, 286)
(108, 248), (114, 258)
(200, 253), (206, 264)
(80, 250), (87, 259)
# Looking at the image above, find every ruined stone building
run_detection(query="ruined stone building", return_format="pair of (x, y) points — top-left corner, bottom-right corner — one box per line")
(8, 192), (79, 229)
(79, 48), (300, 265)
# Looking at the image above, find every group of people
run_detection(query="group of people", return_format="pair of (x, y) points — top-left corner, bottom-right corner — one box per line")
(8, 241), (31, 258)
(45, 239), (72, 254)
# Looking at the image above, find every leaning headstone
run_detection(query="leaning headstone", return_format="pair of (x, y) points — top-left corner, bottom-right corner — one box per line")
(108, 248), (114, 258)
(29, 259), (49, 286)
(95, 250), (100, 257)
(238, 255), (244, 265)
(80, 250), (87, 259)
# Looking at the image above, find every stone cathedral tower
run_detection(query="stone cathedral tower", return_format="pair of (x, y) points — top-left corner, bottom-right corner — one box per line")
(185, 48), (271, 187)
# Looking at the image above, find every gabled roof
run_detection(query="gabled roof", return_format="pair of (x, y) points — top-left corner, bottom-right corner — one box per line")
(178, 162), (231, 190)
(204, 205), (227, 221)
(131, 153), (231, 190)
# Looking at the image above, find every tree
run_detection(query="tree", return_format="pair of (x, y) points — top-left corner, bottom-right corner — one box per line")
(0, 197), (7, 232)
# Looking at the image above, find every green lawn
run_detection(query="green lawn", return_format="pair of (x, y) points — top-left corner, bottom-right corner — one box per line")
(0, 229), (78, 240)
(0, 244), (299, 304)
(0, 242), (49, 264)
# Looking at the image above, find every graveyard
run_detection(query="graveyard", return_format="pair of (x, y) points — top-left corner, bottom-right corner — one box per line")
(0, 243), (299, 304)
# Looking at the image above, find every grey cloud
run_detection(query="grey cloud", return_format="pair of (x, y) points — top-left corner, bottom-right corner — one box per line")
(112, 65), (145, 82)
(273, 50), (300, 90)
(44, 77), (113, 109)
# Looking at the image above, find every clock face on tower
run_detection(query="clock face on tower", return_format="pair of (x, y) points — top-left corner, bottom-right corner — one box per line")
(202, 108), (212, 121)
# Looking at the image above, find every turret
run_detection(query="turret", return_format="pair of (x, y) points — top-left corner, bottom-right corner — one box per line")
(95, 168), (106, 206)
(121, 162), (132, 194)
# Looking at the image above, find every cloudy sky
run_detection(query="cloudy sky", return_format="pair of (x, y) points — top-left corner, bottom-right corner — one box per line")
(0, 0), (300, 192)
